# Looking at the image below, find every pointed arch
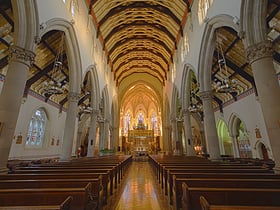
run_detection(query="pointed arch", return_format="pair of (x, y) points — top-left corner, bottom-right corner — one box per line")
(12, 0), (39, 51)
(198, 14), (239, 92)
(240, 0), (267, 48)
(85, 64), (101, 111)
(40, 18), (82, 94)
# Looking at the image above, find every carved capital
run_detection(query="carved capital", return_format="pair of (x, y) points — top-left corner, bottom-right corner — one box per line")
(246, 40), (274, 64)
(182, 109), (190, 115)
(68, 92), (80, 102)
(200, 90), (213, 101)
(9, 45), (35, 67)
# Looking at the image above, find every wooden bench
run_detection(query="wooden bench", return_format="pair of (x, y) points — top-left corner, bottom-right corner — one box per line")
(0, 178), (103, 210)
(165, 169), (276, 203)
(172, 177), (280, 210)
(0, 172), (110, 206)
(200, 196), (280, 210)
(181, 184), (280, 210)
(0, 196), (72, 210)
(0, 184), (95, 210)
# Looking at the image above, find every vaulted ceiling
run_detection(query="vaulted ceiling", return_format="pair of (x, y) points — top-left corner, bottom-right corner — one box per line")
(88, 0), (192, 86)
(0, 0), (279, 115)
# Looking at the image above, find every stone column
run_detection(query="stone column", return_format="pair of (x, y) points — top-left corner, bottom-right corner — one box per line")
(183, 109), (195, 156)
(246, 40), (280, 173)
(98, 120), (105, 150)
(0, 46), (35, 172)
(104, 119), (110, 149)
(231, 135), (240, 158)
(171, 118), (180, 155)
(87, 109), (98, 157)
(60, 91), (80, 161)
(200, 90), (220, 159)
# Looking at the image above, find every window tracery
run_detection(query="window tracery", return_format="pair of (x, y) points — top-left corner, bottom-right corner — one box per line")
(26, 108), (47, 147)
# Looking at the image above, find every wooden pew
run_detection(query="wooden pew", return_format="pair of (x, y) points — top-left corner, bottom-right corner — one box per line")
(10, 168), (116, 196)
(0, 196), (72, 210)
(0, 184), (95, 210)
(0, 172), (110, 206)
(181, 184), (280, 210)
(0, 178), (103, 210)
(172, 177), (280, 210)
(200, 196), (280, 210)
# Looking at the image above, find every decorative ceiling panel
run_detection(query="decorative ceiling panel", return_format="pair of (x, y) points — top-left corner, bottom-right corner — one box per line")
(88, 0), (191, 85)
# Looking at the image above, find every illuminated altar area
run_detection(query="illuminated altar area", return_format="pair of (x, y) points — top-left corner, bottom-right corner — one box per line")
(128, 121), (154, 155)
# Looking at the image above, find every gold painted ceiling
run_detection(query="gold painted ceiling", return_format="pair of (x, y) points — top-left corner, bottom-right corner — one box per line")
(0, 0), (279, 113)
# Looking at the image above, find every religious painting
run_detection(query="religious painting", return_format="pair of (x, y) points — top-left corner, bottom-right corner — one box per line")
(16, 133), (22, 144)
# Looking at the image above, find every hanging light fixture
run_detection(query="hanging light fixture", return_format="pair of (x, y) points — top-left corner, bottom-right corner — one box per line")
(188, 91), (203, 113)
(213, 32), (238, 93)
(43, 32), (66, 96)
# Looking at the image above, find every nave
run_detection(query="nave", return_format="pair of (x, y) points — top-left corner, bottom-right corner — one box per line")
(107, 160), (169, 210)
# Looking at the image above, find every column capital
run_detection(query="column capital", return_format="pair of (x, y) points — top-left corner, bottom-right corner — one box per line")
(200, 90), (213, 101)
(246, 40), (274, 64)
(91, 109), (99, 115)
(182, 109), (190, 115)
(68, 92), (80, 102)
(9, 45), (35, 67)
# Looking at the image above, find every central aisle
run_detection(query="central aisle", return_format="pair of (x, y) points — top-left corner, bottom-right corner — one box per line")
(109, 160), (170, 210)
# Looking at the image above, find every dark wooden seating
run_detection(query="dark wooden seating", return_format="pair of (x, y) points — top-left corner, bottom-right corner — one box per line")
(2, 155), (132, 209)
(0, 184), (95, 210)
(172, 177), (280, 210)
(0, 196), (72, 210)
(181, 184), (280, 210)
(200, 196), (280, 210)
(0, 178), (102, 209)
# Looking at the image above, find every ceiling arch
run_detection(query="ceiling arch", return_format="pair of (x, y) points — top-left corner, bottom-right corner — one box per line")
(88, 0), (192, 86)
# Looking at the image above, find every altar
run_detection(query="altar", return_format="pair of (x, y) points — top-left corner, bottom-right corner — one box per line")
(128, 122), (154, 154)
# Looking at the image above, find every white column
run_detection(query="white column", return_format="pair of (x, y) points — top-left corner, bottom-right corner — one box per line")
(0, 46), (35, 172)
(231, 135), (240, 158)
(183, 109), (195, 156)
(200, 90), (220, 159)
(104, 120), (110, 149)
(246, 40), (280, 173)
(87, 109), (98, 157)
(60, 91), (80, 161)
(99, 121), (105, 150)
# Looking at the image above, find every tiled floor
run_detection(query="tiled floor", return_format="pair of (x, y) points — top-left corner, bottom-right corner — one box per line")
(107, 160), (170, 210)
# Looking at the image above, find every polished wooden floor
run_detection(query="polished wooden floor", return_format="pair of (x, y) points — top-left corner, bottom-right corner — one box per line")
(106, 158), (170, 210)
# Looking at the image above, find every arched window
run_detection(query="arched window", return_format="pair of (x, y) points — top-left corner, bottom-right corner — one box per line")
(26, 108), (47, 147)
(198, 0), (213, 24)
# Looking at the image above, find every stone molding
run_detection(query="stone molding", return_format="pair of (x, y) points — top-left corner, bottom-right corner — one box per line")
(246, 40), (274, 64)
(200, 90), (213, 101)
(68, 92), (80, 102)
(9, 45), (35, 67)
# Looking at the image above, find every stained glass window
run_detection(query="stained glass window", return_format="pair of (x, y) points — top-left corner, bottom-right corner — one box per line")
(26, 108), (47, 147)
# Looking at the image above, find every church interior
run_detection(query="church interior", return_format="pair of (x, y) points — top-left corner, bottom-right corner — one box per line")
(0, 0), (280, 209)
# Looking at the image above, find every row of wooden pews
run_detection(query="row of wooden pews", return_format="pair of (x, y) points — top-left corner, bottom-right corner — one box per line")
(0, 155), (132, 210)
(149, 154), (280, 210)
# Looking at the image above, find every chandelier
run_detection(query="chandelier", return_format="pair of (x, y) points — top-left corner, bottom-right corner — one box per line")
(188, 91), (203, 113)
(43, 32), (66, 95)
(213, 32), (238, 93)
(80, 105), (93, 114)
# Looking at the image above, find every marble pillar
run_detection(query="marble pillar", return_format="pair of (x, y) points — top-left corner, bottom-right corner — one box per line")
(183, 109), (195, 156)
(87, 109), (98, 157)
(60, 91), (80, 161)
(246, 40), (280, 173)
(200, 90), (220, 159)
(0, 46), (35, 172)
